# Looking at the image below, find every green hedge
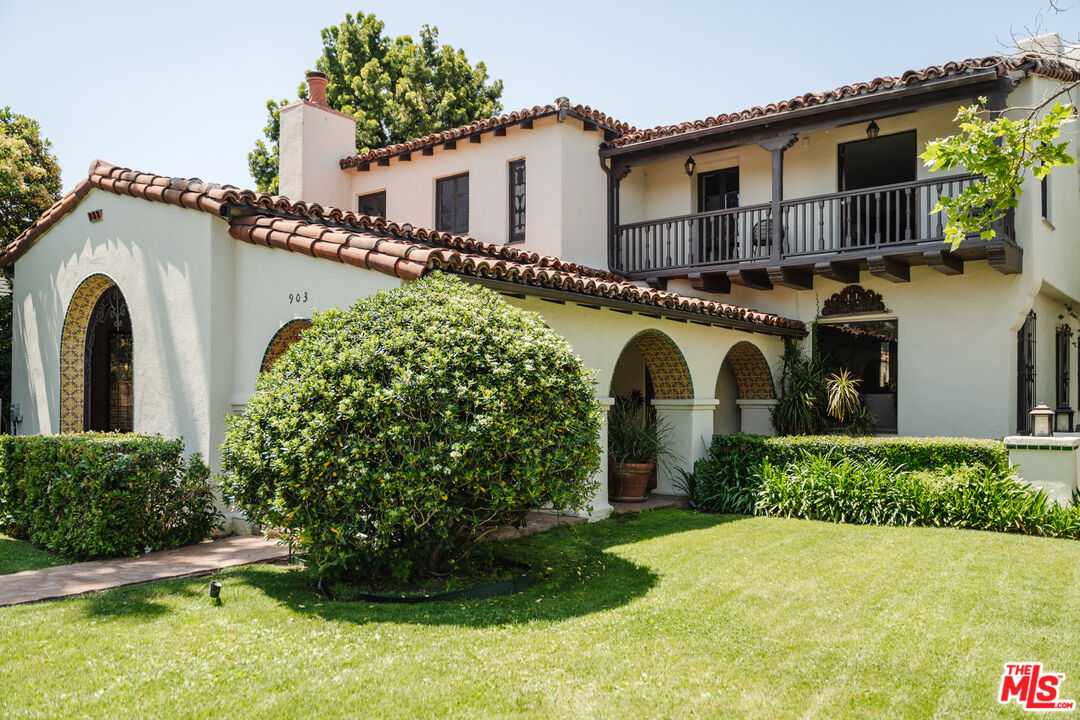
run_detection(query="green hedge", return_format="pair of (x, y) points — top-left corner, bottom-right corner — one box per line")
(686, 433), (1008, 514)
(755, 455), (1080, 539)
(0, 434), (221, 559)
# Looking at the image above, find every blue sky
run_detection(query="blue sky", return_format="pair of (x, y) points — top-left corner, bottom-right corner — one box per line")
(0, 0), (1072, 193)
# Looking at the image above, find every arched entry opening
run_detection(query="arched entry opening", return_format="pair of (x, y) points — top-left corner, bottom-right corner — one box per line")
(261, 319), (313, 373)
(715, 341), (776, 435)
(60, 275), (133, 433)
(608, 330), (695, 498)
(609, 329), (694, 403)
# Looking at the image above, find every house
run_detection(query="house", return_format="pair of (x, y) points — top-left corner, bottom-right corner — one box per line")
(3, 38), (1079, 522)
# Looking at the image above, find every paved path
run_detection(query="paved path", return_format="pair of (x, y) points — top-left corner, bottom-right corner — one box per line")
(0, 535), (289, 607)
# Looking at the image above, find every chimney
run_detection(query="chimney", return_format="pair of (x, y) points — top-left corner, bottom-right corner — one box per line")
(1017, 32), (1063, 57)
(306, 71), (328, 107)
(278, 72), (356, 206)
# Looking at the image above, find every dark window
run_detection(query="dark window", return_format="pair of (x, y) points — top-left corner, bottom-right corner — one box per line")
(1057, 324), (1073, 430)
(696, 168), (739, 262)
(1041, 174), (1050, 222)
(508, 159), (526, 243)
(358, 191), (386, 218)
(436, 173), (469, 234)
(1017, 310), (1037, 434)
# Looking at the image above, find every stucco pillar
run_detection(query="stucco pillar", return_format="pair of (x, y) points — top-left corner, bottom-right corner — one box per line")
(1005, 435), (1080, 506)
(737, 399), (778, 436)
(581, 397), (616, 521)
(651, 398), (721, 495)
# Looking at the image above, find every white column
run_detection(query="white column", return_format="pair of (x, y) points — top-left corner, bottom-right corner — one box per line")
(651, 398), (721, 495)
(588, 396), (616, 520)
(737, 399), (778, 436)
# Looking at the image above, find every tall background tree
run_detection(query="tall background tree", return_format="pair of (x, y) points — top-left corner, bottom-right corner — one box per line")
(0, 107), (62, 429)
(248, 13), (503, 194)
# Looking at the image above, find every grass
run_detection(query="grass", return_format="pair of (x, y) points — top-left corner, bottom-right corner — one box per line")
(0, 533), (65, 575)
(3, 509), (1080, 718)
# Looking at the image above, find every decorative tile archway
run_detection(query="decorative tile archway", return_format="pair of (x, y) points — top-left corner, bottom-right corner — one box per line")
(59, 274), (119, 433)
(260, 319), (313, 373)
(722, 341), (776, 399)
(612, 330), (694, 399)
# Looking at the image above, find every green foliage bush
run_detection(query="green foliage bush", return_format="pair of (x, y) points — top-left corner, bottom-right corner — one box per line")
(0, 434), (220, 559)
(220, 273), (601, 584)
(756, 454), (1080, 539)
(689, 433), (1009, 514)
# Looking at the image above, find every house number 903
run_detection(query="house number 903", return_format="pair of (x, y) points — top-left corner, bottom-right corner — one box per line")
(289, 292), (309, 304)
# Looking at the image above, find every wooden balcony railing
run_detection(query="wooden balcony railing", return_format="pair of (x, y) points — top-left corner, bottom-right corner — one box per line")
(611, 174), (1009, 276)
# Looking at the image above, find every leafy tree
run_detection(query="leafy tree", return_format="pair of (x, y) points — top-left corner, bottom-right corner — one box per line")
(0, 108), (62, 429)
(248, 13), (503, 193)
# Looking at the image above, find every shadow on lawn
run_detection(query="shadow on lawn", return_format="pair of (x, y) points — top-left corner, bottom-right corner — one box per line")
(82, 579), (203, 621)
(231, 509), (746, 628)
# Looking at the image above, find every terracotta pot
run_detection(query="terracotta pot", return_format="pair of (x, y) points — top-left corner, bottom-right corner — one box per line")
(610, 462), (653, 502)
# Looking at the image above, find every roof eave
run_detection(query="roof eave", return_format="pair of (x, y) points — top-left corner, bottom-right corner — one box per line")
(600, 68), (1009, 160)
(457, 275), (807, 338)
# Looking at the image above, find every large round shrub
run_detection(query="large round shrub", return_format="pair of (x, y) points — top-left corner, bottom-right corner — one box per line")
(221, 273), (601, 582)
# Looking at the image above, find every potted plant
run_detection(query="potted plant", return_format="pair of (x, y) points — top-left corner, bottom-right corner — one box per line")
(607, 391), (674, 502)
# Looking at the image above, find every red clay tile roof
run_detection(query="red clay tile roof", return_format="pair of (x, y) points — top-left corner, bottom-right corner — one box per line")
(339, 97), (634, 169)
(609, 55), (1080, 148)
(1, 160), (804, 335)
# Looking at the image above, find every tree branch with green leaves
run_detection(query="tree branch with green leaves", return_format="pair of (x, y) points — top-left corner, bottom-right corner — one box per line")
(920, 95), (1075, 249)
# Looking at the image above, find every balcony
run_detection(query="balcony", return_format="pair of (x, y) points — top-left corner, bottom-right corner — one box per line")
(611, 174), (1021, 291)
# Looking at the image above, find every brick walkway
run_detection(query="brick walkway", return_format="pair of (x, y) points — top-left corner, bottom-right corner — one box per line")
(0, 535), (289, 607)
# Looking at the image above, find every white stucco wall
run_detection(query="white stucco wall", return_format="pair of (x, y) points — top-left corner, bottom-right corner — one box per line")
(229, 241), (404, 411)
(11, 190), (223, 459)
(347, 116), (609, 266)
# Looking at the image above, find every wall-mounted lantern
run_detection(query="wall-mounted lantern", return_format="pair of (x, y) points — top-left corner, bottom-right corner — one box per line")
(866, 120), (880, 142)
(1031, 402), (1056, 437)
(684, 156), (696, 176)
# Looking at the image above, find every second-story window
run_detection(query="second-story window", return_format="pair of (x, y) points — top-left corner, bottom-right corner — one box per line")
(358, 191), (386, 218)
(508, 159), (526, 243)
(436, 173), (469, 234)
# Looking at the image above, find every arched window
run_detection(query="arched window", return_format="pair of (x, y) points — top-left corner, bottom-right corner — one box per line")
(60, 275), (133, 433)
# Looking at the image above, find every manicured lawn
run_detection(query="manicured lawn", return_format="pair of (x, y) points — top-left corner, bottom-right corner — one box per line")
(0, 533), (65, 575)
(2, 509), (1079, 718)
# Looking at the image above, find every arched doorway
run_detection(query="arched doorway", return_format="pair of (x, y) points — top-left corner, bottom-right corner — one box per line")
(608, 330), (694, 498)
(609, 329), (694, 402)
(60, 275), (133, 433)
(715, 341), (776, 435)
(260, 319), (313, 373)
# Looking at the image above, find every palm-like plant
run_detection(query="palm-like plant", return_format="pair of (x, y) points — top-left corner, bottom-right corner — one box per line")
(608, 391), (674, 467)
(825, 368), (862, 423)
